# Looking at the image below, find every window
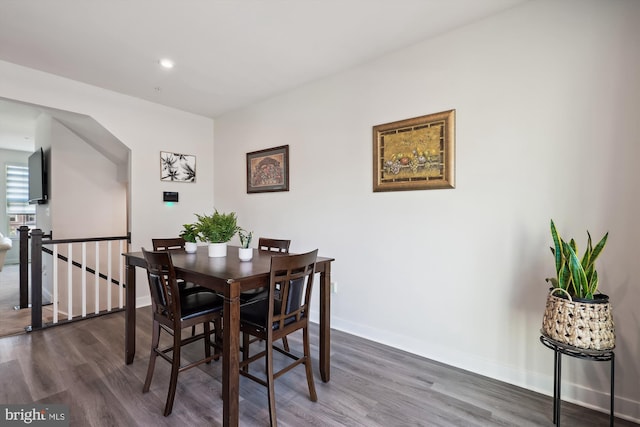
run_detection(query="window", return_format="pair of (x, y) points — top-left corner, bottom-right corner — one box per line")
(6, 164), (36, 237)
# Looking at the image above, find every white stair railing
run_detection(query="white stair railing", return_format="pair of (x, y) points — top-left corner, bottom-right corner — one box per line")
(18, 227), (130, 330)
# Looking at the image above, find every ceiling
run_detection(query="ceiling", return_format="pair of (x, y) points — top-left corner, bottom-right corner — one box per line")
(0, 0), (528, 151)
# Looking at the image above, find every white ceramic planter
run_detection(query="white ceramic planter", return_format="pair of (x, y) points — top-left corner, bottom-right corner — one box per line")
(208, 242), (227, 257)
(238, 247), (253, 261)
(185, 242), (198, 253)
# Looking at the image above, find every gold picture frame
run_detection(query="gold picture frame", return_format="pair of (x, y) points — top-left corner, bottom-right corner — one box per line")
(373, 109), (455, 192)
(246, 145), (289, 193)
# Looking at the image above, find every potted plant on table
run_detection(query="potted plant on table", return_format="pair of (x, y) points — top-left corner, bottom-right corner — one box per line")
(195, 209), (240, 257)
(541, 219), (614, 350)
(238, 229), (253, 261)
(179, 223), (199, 253)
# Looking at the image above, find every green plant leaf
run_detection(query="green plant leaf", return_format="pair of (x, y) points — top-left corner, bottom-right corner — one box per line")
(195, 210), (239, 243)
(559, 261), (572, 293)
(587, 270), (599, 298)
(550, 220), (563, 276)
(565, 242), (588, 298)
(581, 231), (593, 270)
(590, 232), (608, 266)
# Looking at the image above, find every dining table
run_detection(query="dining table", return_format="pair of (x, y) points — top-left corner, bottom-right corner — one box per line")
(122, 245), (334, 427)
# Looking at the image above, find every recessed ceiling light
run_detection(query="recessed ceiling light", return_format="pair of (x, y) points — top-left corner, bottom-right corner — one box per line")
(159, 58), (174, 69)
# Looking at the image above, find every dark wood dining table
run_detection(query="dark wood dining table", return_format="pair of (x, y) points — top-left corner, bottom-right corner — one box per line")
(122, 245), (334, 427)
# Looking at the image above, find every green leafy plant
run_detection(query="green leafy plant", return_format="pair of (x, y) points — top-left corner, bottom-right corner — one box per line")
(238, 229), (253, 249)
(179, 223), (199, 243)
(546, 219), (608, 300)
(195, 210), (239, 243)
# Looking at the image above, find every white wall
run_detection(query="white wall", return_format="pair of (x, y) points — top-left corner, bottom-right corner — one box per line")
(214, 0), (640, 421)
(49, 118), (127, 237)
(0, 60), (216, 307)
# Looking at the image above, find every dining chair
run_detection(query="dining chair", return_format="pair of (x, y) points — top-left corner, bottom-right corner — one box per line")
(141, 248), (224, 416)
(240, 237), (291, 304)
(152, 237), (208, 336)
(241, 237), (292, 351)
(239, 249), (319, 427)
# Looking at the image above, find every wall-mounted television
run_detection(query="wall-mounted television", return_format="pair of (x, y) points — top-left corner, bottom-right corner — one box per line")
(28, 147), (48, 204)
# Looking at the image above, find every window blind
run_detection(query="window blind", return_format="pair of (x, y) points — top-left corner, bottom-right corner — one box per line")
(6, 164), (35, 215)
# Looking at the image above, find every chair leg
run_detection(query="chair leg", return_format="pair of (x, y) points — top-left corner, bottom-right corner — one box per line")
(242, 332), (250, 372)
(212, 318), (222, 360)
(204, 322), (212, 363)
(281, 336), (290, 352)
(266, 339), (277, 427)
(163, 329), (182, 416)
(143, 320), (161, 393)
(302, 326), (317, 402)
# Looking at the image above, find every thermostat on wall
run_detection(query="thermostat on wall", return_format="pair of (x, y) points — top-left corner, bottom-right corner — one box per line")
(163, 191), (179, 202)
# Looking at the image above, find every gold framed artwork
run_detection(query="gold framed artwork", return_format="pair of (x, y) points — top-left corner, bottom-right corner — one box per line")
(246, 145), (289, 193)
(160, 151), (196, 182)
(373, 109), (455, 192)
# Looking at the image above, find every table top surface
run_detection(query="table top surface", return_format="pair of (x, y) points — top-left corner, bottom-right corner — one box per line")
(124, 245), (333, 283)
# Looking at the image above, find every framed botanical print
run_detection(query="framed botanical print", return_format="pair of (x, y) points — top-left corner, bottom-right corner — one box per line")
(160, 151), (196, 182)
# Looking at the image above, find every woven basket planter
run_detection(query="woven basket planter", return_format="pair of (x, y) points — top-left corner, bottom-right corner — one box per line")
(541, 288), (615, 351)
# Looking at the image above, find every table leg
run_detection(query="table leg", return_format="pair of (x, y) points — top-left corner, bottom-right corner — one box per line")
(319, 263), (331, 382)
(222, 281), (241, 427)
(125, 263), (136, 365)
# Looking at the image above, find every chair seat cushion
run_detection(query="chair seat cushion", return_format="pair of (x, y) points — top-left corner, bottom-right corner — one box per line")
(180, 290), (224, 320)
(179, 281), (210, 295)
(240, 287), (268, 303)
(240, 298), (302, 330)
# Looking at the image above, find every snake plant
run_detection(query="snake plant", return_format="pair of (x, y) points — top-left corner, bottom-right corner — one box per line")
(546, 219), (608, 300)
(238, 229), (253, 249)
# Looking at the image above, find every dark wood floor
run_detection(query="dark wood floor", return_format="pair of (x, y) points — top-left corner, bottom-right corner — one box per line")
(0, 264), (52, 337)
(0, 305), (635, 427)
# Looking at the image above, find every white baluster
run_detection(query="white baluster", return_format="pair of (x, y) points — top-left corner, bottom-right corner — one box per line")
(81, 242), (87, 318)
(95, 242), (99, 314)
(107, 241), (112, 312)
(52, 244), (58, 324)
(67, 243), (73, 321)
(118, 240), (124, 309)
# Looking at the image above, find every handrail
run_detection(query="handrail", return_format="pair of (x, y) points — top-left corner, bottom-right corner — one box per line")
(45, 234), (130, 245)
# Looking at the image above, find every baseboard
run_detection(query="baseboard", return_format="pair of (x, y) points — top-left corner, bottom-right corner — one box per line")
(135, 295), (150, 308)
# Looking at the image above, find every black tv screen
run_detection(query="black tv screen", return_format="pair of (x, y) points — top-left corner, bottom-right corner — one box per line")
(28, 147), (48, 204)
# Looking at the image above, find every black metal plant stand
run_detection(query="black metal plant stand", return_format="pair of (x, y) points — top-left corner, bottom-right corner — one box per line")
(539, 335), (615, 427)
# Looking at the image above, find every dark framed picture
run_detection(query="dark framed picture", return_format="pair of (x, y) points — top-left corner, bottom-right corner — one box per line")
(160, 151), (196, 182)
(246, 145), (289, 193)
(373, 109), (455, 192)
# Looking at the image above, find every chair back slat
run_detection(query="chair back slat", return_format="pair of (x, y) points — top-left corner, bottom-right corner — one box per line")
(270, 249), (317, 330)
(142, 248), (181, 321)
(258, 238), (291, 254)
(152, 237), (186, 251)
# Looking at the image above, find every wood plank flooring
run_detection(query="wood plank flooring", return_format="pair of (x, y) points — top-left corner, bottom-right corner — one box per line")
(0, 305), (636, 427)
(0, 264), (53, 337)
